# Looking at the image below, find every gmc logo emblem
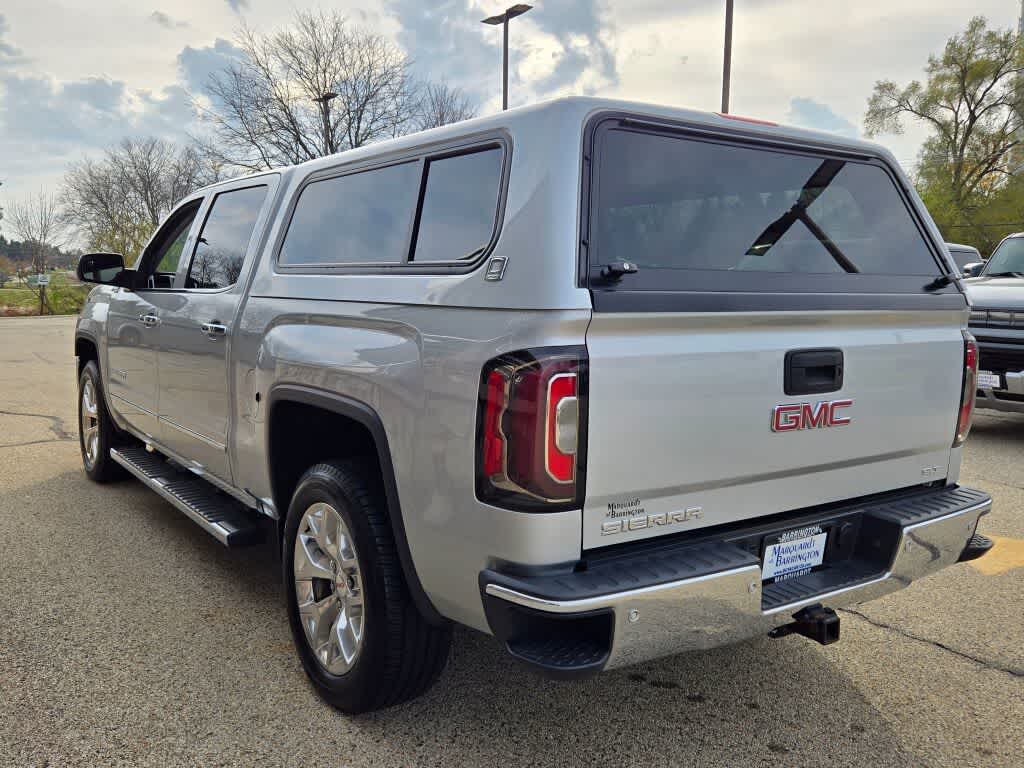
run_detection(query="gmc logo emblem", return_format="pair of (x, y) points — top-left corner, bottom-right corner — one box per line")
(771, 400), (852, 432)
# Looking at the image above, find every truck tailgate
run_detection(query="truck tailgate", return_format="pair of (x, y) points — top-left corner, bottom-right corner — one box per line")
(583, 309), (964, 549)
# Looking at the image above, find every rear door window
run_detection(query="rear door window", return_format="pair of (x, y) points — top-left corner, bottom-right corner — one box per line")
(592, 127), (942, 286)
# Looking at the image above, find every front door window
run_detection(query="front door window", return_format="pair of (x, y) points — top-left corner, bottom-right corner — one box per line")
(137, 202), (201, 289)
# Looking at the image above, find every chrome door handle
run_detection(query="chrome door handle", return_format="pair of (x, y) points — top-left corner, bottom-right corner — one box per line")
(138, 314), (160, 327)
(201, 322), (228, 338)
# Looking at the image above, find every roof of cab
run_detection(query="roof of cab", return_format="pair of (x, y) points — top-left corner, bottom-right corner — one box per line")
(260, 96), (901, 179)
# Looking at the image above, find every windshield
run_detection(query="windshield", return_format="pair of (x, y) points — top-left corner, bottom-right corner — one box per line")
(983, 238), (1024, 276)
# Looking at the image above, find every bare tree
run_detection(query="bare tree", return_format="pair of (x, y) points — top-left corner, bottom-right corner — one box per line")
(7, 190), (64, 273)
(196, 9), (471, 171)
(62, 138), (207, 264)
(416, 82), (477, 130)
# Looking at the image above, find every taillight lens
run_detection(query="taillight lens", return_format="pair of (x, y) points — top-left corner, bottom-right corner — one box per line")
(954, 331), (978, 446)
(476, 347), (587, 511)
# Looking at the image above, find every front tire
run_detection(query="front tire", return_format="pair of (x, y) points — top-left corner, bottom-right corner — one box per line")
(78, 360), (126, 483)
(283, 461), (451, 713)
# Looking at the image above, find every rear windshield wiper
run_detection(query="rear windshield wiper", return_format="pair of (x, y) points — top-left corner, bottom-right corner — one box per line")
(600, 260), (639, 280)
(745, 159), (859, 274)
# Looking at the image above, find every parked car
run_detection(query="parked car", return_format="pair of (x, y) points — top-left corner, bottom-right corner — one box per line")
(964, 232), (1024, 411)
(946, 242), (984, 276)
(74, 96), (992, 713)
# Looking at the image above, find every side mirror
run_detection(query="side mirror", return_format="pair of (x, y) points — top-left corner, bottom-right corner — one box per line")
(963, 262), (986, 278)
(77, 252), (127, 286)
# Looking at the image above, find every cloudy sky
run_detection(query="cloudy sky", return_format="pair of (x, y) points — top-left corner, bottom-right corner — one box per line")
(0, 0), (1021, 206)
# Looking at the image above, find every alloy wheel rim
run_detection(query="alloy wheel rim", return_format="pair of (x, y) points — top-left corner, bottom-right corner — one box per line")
(294, 502), (365, 675)
(80, 379), (99, 468)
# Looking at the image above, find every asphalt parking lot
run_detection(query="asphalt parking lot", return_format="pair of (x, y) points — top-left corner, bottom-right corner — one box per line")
(1, 315), (1022, 767)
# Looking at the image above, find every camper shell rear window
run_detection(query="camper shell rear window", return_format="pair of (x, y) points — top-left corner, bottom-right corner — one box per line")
(584, 118), (953, 305)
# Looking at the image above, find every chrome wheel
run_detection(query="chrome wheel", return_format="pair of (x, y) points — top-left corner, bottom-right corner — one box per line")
(294, 502), (365, 675)
(80, 378), (100, 468)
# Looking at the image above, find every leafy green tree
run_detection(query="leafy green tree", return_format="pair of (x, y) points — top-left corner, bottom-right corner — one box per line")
(864, 16), (1024, 252)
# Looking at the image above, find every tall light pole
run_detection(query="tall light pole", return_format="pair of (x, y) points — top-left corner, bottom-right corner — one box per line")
(313, 91), (339, 155)
(721, 0), (734, 113)
(482, 4), (533, 110)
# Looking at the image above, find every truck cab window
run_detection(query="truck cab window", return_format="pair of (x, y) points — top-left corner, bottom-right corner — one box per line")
(185, 185), (268, 290)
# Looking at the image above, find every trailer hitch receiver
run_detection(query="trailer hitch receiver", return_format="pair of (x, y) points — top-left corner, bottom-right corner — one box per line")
(768, 604), (840, 645)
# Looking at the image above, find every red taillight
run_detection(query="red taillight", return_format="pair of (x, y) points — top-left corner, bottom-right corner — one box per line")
(476, 348), (587, 511)
(955, 331), (978, 446)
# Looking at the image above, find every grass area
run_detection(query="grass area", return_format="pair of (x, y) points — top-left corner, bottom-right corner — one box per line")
(0, 271), (91, 316)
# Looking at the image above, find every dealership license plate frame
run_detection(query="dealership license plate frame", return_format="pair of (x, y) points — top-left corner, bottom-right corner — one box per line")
(761, 525), (829, 583)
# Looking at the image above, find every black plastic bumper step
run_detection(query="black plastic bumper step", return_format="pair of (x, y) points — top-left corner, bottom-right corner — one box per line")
(958, 532), (994, 562)
(507, 633), (609, 672)
(483, 539), (757, 604)
(110, 445), (262, 547)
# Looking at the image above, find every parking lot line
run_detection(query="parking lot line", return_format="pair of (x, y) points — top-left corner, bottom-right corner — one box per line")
(967, 535), (1024, 576)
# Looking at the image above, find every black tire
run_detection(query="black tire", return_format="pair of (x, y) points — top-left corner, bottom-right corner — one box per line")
(283, 460), (452, 713)
(78, 360), (126, 483)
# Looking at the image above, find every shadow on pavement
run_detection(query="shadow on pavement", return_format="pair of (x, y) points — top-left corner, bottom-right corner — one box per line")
(1, 467), (922, 767)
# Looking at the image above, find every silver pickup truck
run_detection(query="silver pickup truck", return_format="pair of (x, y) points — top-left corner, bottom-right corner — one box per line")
(75, 97), (992, 713)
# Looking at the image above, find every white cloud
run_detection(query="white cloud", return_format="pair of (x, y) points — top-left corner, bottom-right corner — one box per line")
(786, 97), (859, 138)
(177, 38), (246, 93)
(1, 0), (1022, 199)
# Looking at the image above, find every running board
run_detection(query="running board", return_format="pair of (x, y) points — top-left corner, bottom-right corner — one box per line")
(110, 445), (262, 547)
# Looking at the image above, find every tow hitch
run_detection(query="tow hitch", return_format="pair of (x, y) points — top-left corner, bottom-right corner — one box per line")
(768, 604), (840, 645)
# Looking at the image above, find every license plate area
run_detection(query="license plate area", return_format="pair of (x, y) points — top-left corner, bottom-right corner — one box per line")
(761, 525), (829, 583)
(978, 370), (1002, 390)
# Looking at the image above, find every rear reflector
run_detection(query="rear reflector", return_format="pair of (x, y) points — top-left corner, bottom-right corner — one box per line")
(477, 347), (587, 511)
(482, 370), (508, 476)
(954, 331), (978, 446)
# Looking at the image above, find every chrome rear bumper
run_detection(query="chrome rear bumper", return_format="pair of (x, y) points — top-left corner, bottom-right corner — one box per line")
(482, 487), (991, 672)
(975, 389), (1024, 412)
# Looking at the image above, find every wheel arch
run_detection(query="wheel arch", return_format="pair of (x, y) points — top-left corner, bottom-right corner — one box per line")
(266, 384), (445, 626)
(74, 331), (99, 376)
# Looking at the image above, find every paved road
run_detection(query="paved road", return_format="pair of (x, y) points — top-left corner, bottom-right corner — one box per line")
(1, 316), (1021, 767)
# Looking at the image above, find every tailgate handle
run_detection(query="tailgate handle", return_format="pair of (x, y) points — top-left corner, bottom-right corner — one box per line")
(785, 348), (843, 396)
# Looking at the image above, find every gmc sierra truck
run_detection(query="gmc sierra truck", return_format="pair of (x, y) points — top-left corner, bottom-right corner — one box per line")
(75, 97), (993, 713)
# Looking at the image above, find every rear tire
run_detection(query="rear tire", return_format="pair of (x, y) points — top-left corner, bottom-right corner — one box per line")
(78, 360), (126, 483)
(283, 460), (451, 713)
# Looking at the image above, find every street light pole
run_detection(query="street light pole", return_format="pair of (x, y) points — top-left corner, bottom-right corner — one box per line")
(313, 91), (339, 155)
(503, 18), (509, 111)
(482, 4), (533, 111)
(721, 0), (734, 114)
